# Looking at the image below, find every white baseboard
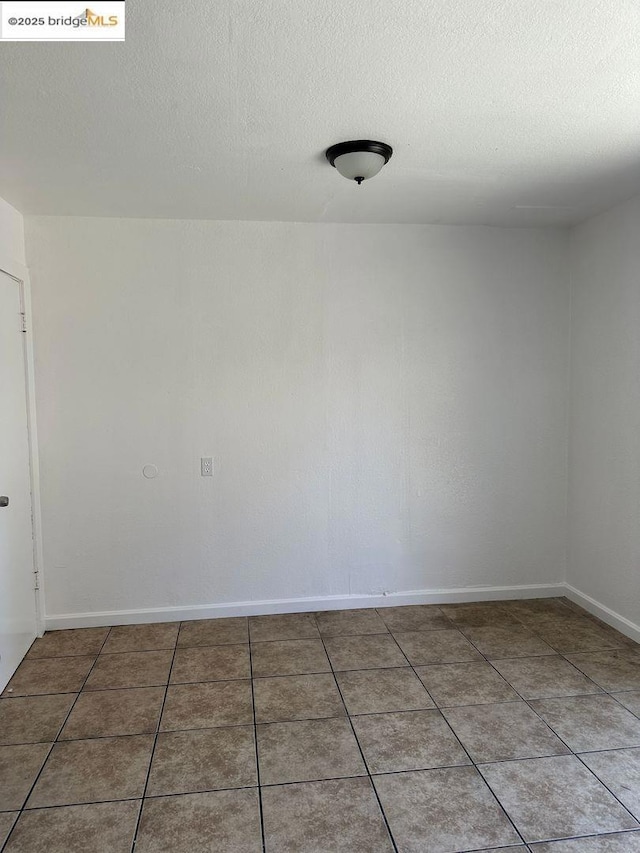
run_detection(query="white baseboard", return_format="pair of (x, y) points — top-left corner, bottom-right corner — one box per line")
(564, 583), (640, 645)
(44, 583), (565, 630)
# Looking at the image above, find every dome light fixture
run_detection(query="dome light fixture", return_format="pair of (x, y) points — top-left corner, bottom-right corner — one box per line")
(325, 140), (393, 185)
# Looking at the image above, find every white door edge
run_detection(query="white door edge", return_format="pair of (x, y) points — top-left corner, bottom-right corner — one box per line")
(1, 265), (45, 638)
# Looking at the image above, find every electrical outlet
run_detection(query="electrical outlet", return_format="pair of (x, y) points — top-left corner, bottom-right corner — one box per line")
(201, 457), (213, 477)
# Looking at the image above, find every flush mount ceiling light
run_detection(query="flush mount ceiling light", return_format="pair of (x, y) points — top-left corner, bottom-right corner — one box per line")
(325, 140), (393, 185)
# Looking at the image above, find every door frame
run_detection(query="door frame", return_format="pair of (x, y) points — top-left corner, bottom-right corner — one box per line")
(1, 259), (45, 637)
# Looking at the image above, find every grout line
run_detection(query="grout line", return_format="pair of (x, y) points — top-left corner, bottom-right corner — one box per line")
(17, 796), (145, 812)
(248, 633), (267, 853)
(573, 743), (640, 756)
(0, 669), (621, 700)
(127, 632), (180, 852)
(316, 625), (400, 853)
(91, 647), (179, 657)
(522, 828), (640, 847)
(11, 758), (638, 808)
(20, 752), (640, 815)
(6, 628), (632, 667)
(10, 706), (640, 748)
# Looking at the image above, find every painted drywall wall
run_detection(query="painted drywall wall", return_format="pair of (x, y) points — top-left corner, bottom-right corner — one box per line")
(567, 195), (640, 628)
(0, 195), (25, 271)
(25, 217), (570, 619)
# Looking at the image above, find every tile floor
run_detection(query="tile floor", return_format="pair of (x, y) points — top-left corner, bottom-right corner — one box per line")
(1, 598), (640, 851)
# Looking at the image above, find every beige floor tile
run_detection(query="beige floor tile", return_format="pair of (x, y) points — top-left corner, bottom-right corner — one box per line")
(614, 691), (640, 717)
(394, 629), (482, 665)
(27, 628), (109, 659)
(253, 674), (345, 723)
(3, 801), (139, 853)
(530, 834), (640, 851)
(587, 625), (640, 648)
(177, 617), (248, 647)
(415, 661), (519, 706)
(530, 694), (640, 751)
(6, 603), (640, 853)
(352, 709), (469, 773)
(0, 743), (51, 811)
(262, 777), (393, 852)
(443, 701), (570, 762)
(27, 735), (153, 807)
(146, 726), (256, 795)
(566, 650), (640, 692)
(169, 644), (250, 683)
(2, 657), (94, 697)
(315, 609), (388, 637)
(160, 681), (253, 730)
(534, 618), (630, 654)
(440, 602), (521, 628)
(560, 597), (593, 614)
(461, 625), (555, 659)
(135, 789), (262, 853)
(251, 639), (330, 677)
(84, 650), (173, 691)
(257, 717), (365, 784)
(101, 622), (179, 653)
(374, 765), (521, 852)
(249, 613), (319, 642)
(516, 612), (598, 634)
(0, 695), (75, 745)
(324, 634), (407, 671)
(376, 605), (452, 632)
(580, 748), (640, 820)
(479, 755), (639, 842)
(59, 687), (164, 739)
(492, 655), (602, 698)
(0, 812), (17, 848)
(336, 667), (434, 715)
(505, 598), (576, 622)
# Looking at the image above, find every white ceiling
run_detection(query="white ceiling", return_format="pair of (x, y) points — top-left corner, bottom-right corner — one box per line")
(2, 0), (640, 226)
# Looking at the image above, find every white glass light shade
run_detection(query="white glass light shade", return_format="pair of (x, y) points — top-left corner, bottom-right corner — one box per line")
(332, 150), (386, 182)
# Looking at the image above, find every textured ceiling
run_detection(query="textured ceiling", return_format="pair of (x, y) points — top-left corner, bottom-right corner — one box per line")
(1, 0), (640, 225)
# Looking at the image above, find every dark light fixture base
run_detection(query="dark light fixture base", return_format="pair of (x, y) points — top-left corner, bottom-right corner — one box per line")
(325, 140), (393, 168)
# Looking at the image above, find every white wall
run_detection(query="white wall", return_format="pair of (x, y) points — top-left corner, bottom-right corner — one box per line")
(25, 217), (570, 622)
(0, 195), (25, 271)
(568, 195), (640, 629)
